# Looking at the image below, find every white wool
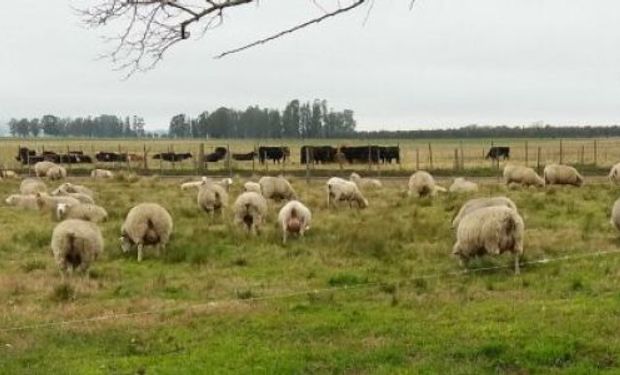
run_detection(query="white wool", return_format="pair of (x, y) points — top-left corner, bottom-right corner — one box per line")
(277, 200), (312, 244)
(120, 203), (173, 262)
(408, 171), (444, 197)
(543, 164), (584, 186)
(232, 192), (268, 234)
(349, 172), (382, 189)
(448, 178), (478, 193)
(51, 219), (104, 275)
(244, 181), (262, 194)
(326, 177), (368, 208)
(503, 164), (544, 187)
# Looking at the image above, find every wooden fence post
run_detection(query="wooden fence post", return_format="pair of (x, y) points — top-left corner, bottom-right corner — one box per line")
(198, 143), (205, 174)
(525, 140), (529, 166)
(252, 144), (256, 173)
(559, 139), (563, 164)
(537, 146), (541, 174)
(428, 143), (433, 170)
(580, 144), (585, 165)
(594, 140), (598, 166)
(490, 140), (494, 169)
(227, 144), (232, 177)
(143, 144), (148, 172)
(367, 144), (372, 171)
(454, 149), (459, 171)
(375, 147), (381, 176)
(305, 146), (310, 184)
(459, 141), (464, 170)
(415, 148), (419, 171)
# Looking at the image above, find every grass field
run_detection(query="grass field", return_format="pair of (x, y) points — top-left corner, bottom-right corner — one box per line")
(1, 175), (620, 373)
(2, 137), (620, 176)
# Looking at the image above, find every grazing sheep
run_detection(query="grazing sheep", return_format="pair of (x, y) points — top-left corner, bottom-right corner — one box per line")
(543, 164), (584, 186)
(53, 191), (95, 204)
(326, 177), (368, 208)
(34, 161), (57, 177)
(503, 164), (544, 187)
(0, 170), (17, 179)
(181, 176), (208, 190)
(278, 200), (312, 244)
(51, 219), (104, 276)
(233, 192), (268, 234)
(259, 176), (297, 201)
(452, 196), (517, 229)
(244, 181), (262, 194)
(452, 206), (525, 274)
(56, 202), (108, 223)
(448, 178), (479, 193)
(20, 178), (47, 195)
(609, 163), (620, 185)
(197, 182), (229, 216)
(35, 193), (81, 213)
(91, 169), (114, 178)
(5, 194), (38, 210)
(46, 165), (67, 180)
(408, 171), (444, 197)
(350, 172), (382, 189)
(52, 182), (94, 197)
(611, 198), (620, 231)
(120, 203), (173, 262)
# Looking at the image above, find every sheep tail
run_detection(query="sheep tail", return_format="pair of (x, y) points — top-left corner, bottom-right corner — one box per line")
(502, 215), (516, 237)
(290, 207), (297, 218)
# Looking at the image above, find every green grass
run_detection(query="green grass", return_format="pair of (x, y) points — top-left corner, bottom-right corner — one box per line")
(1, 176), (620, 373)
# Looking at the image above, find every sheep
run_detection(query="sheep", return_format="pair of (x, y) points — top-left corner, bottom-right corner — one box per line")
(452, 206), (525, 274)
(448, 178), (479, 193)
(20, 178), (47, 195)
(53, 191), (95, 204)
(120, 203), (173, 262)
(5, 194), (38, 210)
(609, 163), (620, 185)
(35, 193), (81, 213)
(543, 164), (584, 186)
(350, 172), (382, 189)
(278, 200), (311, 244)
(46, 165), (67, 180)
(408, 171), (444, 197)
(244, 181), (262, 194)
(0, 170), (17, 179)
(503, 164), (544, 187)
(34, 161), (57, 177)
(326, 177), (368, 208)
(259, 176), (297, 201)
(611, 198), (620, 231)
(51, 219), (104, 276)
(91, 169), (114, 178)
(52, 182), (94, 197)
(181, 176), (208, 190)
(233, 192), (268, 234)
(56, 202), (108, 223)
(197, 182), (228, 216)
(452, 196), (517, 229)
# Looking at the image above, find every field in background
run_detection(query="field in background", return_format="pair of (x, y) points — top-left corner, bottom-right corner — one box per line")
(1, 137), (620, 176)
(1, 177), (620, 372)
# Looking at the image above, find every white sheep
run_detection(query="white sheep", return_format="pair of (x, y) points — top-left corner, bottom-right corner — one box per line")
(244, 181), (262, 194)
(543, 164), (584, 186)
(609, 163), (620, 185)
(408, 171), (444, 197)
(233, 192), (268, 234)
(5, 194), (38, 210)
(180, 176), (208, 190)
(503, 164), (544, 187)
(611, 198), (620, 231)
(326, 177), (368, 208)
(91, 169), (114, 178)
(46, 165), (67, 180)
(35, 193), (81, 213)
(452, 206), (525, 274)
(34, 161), (57, 177)
(56, 202), (108, 223)
(52, 182), (94, 198)
(53, 191), (95, 204)
(278, 200), (312, 244)
(0, 170), (17, 179)
(20, 178), (47, 195)
(350, 172), (382, 189)
(51, 219), (104, 276)
(120, 203), (173, 262)
(197, 182), (228, 216)
(452, 196), (517, 229)
(448, 178), (479, 193)
(259, 176), (297, 201)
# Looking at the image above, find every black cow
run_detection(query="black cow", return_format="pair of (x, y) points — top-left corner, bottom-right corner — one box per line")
(232, 151), (256, 161)
(379, 146), (400, 164)
(205, 147), (227, 162)
(300, 146), (338, 164)
(485, 147), (510, 160)
(15, 148), (43, 164)
(153, 152), (193, 162)
(339, 146), (380, 164)
(96, 152), (128, 162)
(258, 147), (290, 164)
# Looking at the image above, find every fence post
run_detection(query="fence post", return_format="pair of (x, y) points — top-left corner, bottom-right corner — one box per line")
(580, 144), (585, 165)
(367, 144), (371, 171)
(281, 145), (285, 175)
(252, 144), (256, 173)
(594, 140), (598, 166)
(305, 146), (310, 184)
(428, 143), (433, 170)
(525, 140), (528, 166)
(537, 146), (541, 174)
(490, 140), (494, 169)
(375, 147), (381, 177)
(454, 149), (459, 171)
(143, 144), (148, 172)
(559, 139), (563, 164)
(227, 144), (232, 178)
(459, 140), (464, 170)
(198, 143), (205, 174)
(66, 145), (72, 172)
(415, 148), (419, 171)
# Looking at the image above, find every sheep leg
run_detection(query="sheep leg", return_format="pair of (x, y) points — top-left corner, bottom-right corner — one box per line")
(137, 244), (144, 262)
(514, 253), (520, 275)
(282, 230), (287, 245)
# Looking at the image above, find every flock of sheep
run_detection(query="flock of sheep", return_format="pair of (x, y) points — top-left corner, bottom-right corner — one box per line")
(4, 159), (620, 278)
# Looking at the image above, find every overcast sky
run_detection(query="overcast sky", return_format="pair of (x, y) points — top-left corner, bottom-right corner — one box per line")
(1, 0), (619, 131)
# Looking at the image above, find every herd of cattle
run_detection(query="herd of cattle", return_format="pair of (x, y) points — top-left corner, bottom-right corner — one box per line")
(14, 145), (404, 166)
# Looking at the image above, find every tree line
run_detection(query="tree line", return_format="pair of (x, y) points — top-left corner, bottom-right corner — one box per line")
(168, 99), (356, 139)
(7, 115), (148, 138)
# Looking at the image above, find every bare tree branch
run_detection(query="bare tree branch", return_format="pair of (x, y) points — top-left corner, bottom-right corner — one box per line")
(80, 0), (370, 76)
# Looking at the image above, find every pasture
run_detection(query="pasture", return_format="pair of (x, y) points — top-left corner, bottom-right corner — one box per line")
(1, 173), (620, 373)
(2, 137), (620, 176)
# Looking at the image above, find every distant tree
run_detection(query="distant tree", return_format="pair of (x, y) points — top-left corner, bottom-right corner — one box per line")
(299, 102), (312, 138)
(267, 110), (282, 138)
(169, 114), (190, 138)
(41, 115), (62, 136)
(194, 111), (209, 138)
(29, 119), (41, 137)
(309, 99), (323, 138)
(207, 107), (235, 138)
(132, 116), (146, 137)
(282, 100), (300, 138)
(16, 118), (30, 137)
(8, 118), (18, 137)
